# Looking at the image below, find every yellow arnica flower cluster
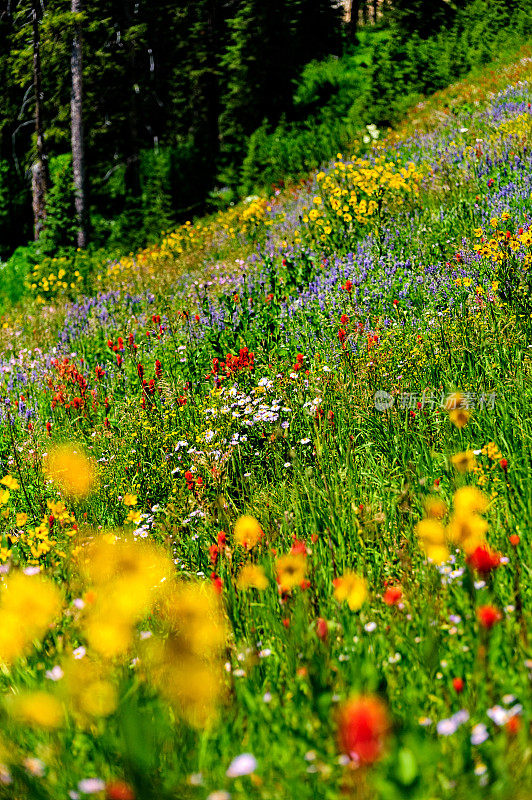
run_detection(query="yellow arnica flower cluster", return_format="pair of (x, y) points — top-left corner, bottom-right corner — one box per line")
(101, 195), (272, 286)
(27, 257), (83, 302)
(416, 486), (489, 564)
(301, 155), (423, 251)
(472, 218), (532, 266)
(495, 112), (532, 140)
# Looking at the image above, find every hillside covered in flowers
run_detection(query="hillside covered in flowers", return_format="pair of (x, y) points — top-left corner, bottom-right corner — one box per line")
(0, 47), (531, 800)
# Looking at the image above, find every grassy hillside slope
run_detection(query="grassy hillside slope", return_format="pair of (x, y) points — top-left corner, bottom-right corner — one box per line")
(0, 45), (530, 800)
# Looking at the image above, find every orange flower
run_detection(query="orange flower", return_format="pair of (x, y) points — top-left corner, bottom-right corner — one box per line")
(337, 695), (390, 764)
(106, 781), (136, 800)
(506, 716), (521, 736)
(452, 677), (464, 693)
(383, 586), (402, 606)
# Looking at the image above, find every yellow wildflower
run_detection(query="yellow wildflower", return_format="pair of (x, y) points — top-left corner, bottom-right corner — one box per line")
(10, 692), (63, 729)
(0, 475), (19, 491)
(46, 444), (96, 499)
(234, 516), (263, 549)
(276, 553), (307, 592)
(237, 564), (269, 591)
(333, 571), (367, 611)
(453, 486), (488, 515)
(447, 512), (487, 554)
(449, 407), (470, 429)
(451, 451), (477, 473)
(416, 518), (449, 564)
(0, 573), (62, 666)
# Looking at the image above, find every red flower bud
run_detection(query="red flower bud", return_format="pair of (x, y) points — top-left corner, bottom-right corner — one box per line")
(106, 781), (135, 800)
(316, 617), (328, 641)
(452, 677), (464, 693)
(477, 604), (502, 630)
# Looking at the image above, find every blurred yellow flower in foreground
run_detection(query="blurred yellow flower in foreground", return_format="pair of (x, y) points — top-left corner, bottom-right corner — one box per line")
(447, 511), (488, 554)
(424, 497), (447, 519)
(62, 658), (117, 725)
(237, 564), (269, 591)
(416, 518), (449, 563)
(143, 581), (228, 727)
(276, 553), (307, 592)
(0, 573), (62, 666)
(416, 485), (489, 562)
(451, 450), (477, 473)
(333, 572), (367, 611)
(0, 475), (19, 491)
(234, 515), (263, 549)
(46, 444), (96, 499)
(9, 692), (63, 729)
(444, 392), (464, 410)
(79, 536), (172, 658)
(453, 486), (488, 515)
(449, 407), (470, 428)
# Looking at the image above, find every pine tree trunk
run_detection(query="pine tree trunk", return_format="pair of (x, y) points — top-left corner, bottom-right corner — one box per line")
(32, 0), (48, 240)
(373, 0), (378, 23)
(71, 0), (88, 248)
(348, 1), (361, 42)
(204, 0), (220, 163)
(123, 0), (141, 199)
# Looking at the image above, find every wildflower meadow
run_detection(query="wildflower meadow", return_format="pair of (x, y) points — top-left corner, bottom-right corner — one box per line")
(0, 46), (531, 800)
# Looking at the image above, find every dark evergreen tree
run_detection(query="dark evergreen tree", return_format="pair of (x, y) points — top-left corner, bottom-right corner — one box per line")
(388, 0), (455, 39)
(219, 0), (342, 183)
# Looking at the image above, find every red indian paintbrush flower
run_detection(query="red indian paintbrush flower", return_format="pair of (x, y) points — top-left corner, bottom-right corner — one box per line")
(466, 545), (501, 575)
(337, 695), (390, 764)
